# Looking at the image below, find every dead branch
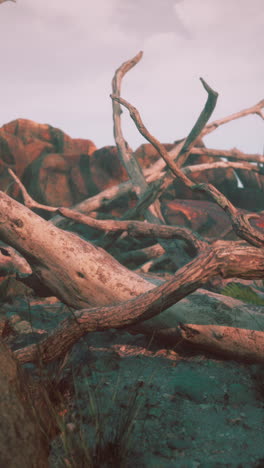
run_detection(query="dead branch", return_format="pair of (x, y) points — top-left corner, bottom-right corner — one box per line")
(111, 94), (201, 189)
(142, 159), (264, 205)
(191, 146), (264, 164)
(135, 253), (171, 273)
(0, 244), (31, 276)
(12, 146), (260, 233)
(0, 191), (153, 308)
(111, 51), (164, 223)
(111, 51), (145, 187)
(119, 243), (165, 264)
(58, 207), (208, 255)
(2, 54), (264, 370)
(179, 323), (264, 363)
(14, 240), (264, 365)
(201, 99), (264, 138)
(8, 169), (57, 213)
(147, 99), (264, 178)
(194, 183), (264, 247)
(174, 78), (218, 167)
(99, 179), (165, 251)
(111, 53), (196, 268)
(183, 160), (264, 176)
(113, 95), (264, 248)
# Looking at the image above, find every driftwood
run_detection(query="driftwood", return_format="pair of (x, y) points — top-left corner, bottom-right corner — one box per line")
(1, 53), (264, 366)
(178, 323), (264, 363)
(0, 48), (264, 464)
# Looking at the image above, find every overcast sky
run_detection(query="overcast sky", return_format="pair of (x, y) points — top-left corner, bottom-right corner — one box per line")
(0, 0), (263, 153)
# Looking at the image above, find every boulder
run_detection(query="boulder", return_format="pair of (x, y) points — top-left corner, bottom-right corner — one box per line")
(227, 187), (264, 212)
(163, 152), (238, 203)
(0, 119), (96, 200)
(89, 146), (128, 192)
(134, 142), (175, 168)
(22, 152), (92, 207)
(235, 165), (264, 192)
(162, 199), (236, 238)
(2, 118), (95, 155)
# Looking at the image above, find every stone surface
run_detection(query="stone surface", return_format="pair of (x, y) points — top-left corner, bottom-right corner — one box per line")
(89, 146), (128, 193)
(2, 119), (96, 156)
(22, 152), (92, 207)
(162, 199), (235, 238)
(0, 119), (96, 203)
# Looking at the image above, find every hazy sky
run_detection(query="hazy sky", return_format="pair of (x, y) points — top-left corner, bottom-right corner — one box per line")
(0, 0), (263, 153)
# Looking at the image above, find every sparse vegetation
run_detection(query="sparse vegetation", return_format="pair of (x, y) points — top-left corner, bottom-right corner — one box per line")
(221, 282), (264, 306)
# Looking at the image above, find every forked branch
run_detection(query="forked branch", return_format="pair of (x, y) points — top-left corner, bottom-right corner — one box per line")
(112, 95), (264, 248)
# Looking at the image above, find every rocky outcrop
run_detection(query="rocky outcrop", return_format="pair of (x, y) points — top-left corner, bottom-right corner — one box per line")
(89, 146), (128, 192)
(1, 118), (262, 215)
(0, 119), (96, 202)
(0, 118), (262, 228)
(2, 119), (96, 155)
(22, 152), (92, 208)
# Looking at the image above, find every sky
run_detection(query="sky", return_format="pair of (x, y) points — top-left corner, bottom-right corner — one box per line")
(0, 0), (263, 154)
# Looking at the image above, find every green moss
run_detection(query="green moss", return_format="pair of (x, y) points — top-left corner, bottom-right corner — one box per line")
(221, 282), (264, 306)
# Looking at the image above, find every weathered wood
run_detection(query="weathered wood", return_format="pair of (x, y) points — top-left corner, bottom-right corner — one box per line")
(0, 191), (153, 308)
(13, 239), (264, 365)
(179, 323), (264, 363)
(1, 51), (264, 368)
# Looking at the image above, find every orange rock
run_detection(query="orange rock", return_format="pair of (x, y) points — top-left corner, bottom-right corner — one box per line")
(162, 199), (235, 238)
(89, 146), (128, 192)
(0, 118), (97, 205)
(134, 142), (174, 168)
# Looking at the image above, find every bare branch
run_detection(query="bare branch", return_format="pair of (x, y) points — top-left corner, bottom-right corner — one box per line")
(146, 159), (264, 201)
(111, 51), (164, 223)
(8, 169), (57, 213)
(201, 99), (264, 138)
(14, 241), (264, 364)
(183, 160), (264, 177)
(179, 323), (264, 364)
(135, 253), (171, 273)
(52, 180), (136, 227)
(148, 99), (264, 176)
(191, 146), (264, 164)
(58, 207), (208, 255)
(113, 95), (264, 248)
(193, 182), (264, 247)
(111, 51), (145, 189)
(111, 95), (194, 188)
(0, 191), (153, 309)
(175, 77), (218, 167)
(119, 243), (165, 264)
